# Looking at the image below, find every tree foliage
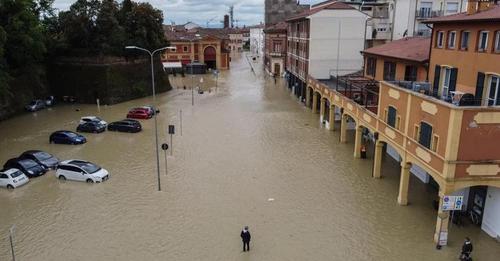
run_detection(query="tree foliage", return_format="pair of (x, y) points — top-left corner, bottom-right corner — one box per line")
(0, 0), (168, 99)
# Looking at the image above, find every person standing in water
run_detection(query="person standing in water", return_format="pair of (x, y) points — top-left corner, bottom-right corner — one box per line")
(240, 226), (251, 252)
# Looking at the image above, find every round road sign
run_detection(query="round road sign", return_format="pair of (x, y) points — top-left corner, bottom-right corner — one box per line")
(161, 143), (169, 150)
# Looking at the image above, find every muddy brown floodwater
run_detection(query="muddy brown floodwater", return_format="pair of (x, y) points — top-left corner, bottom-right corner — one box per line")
(1, 54), (499, 261)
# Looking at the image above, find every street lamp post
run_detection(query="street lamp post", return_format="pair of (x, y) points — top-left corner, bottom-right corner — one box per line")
(125, 45), (176, 192)
(189, 34), (201, 106)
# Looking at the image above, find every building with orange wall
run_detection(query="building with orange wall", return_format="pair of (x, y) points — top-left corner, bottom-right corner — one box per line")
(162, 25), (231, 70)
(297, 0), (500, 245)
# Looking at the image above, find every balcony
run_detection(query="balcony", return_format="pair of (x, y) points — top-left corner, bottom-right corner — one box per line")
(269, 52), (286, 57)
(415, 9), (444, 19)
(388, 81), (484, 107)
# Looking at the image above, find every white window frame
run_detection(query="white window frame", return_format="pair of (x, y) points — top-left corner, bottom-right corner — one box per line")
(478, 31), (489, 52)
(460, 31), (470, 50)
(183, 46), (188, 52)
(446, 2), (459, 13)
(448, 31), (456, 49)
(437, 31), (444, 48)
(495, 31), (500, 53)
(487, 75), (500, 106)
(441, 67), (452, 99)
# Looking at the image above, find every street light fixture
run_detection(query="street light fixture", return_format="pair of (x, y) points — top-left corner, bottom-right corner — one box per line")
(125, 45), (176, 192)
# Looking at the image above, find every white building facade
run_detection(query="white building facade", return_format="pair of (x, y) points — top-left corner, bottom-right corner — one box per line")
(250, 27), (264, 57)
(308, 7), (369, 79)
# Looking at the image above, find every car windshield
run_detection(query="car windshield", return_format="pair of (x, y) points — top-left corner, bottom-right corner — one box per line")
(19, 160), (38, 168)
(64, 132), (78, 138)
(79, 162), (101, 174)
(10, 171), (23, 178)
(34, 152), (52, 160)
(29, 101), (36, 106)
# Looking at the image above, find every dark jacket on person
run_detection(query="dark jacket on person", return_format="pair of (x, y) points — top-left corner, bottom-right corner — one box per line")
(462, 241), (473, 253)
(241, 230), (251, 242)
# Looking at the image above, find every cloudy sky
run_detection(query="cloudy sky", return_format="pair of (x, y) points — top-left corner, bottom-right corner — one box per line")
(52, 0), (322, 27)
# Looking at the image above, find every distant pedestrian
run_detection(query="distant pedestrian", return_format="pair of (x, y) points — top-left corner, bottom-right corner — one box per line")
(460, 237), (473, 260)
(240, 226), (251, 252)
(273, 74), (277, 84)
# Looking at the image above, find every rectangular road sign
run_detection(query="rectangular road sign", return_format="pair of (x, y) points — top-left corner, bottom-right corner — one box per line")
(442, 196), (464, 211)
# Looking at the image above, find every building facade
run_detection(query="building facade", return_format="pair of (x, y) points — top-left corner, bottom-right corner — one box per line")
(264, 22), (288, 76)
(415, 0), (468, 36)
(228, 28), (249, 53)
(264, 0), (310, 25)
(295, 0), (500, 244)
(250, 25), (265, 57)
(163, 25), (231, 70)
(286, 1), (368, 102)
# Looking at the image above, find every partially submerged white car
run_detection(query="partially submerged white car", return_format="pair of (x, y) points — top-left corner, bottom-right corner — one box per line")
(79, 116), (108, 127)
(56, 160), (109, 183)
(0, 168), (29, 189)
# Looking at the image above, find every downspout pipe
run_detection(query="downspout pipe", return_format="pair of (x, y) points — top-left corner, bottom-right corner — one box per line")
(425, 23), (433, 82)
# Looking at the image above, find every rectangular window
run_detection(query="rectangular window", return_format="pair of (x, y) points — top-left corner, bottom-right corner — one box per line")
(273, 42), (282, 52)
(419, 122), (433, 149)
(446, 2), (459, 13)
(460, 31), (470, 50)
(366, 57), (377, 77)
(448, 31), (456, 49)
(495, 31), (500, 53)
(387, 106), (397, 128)
(487, 75), (500, 106)
(419, 2), (432, 18)
(478, 31), (489, 51)
(183, 46), (188, 52)
(441, 67), (452, 99)
(436, 31), (444, 48)
(396, 116), (401, 130)
(383, 61), (396, 81)
(404, 65), (418, 81)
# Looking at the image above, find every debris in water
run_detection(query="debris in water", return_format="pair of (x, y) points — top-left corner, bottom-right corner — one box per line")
(268, 198), (274, 202)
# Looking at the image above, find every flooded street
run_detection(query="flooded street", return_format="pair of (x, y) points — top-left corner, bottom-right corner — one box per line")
(1, 54), (499, 260)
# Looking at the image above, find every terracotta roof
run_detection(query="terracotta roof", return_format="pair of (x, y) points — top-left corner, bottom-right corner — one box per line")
(423, 4), (500, 23)
(164, 25), (235, 41)
(264, 21), (288, 33)
(286, 1), (355, 21)
(362, 37), (431, 63)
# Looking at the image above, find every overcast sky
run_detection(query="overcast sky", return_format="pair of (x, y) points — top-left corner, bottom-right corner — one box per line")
(52, 0), (321, 27)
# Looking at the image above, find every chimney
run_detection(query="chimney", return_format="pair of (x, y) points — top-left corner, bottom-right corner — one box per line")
(224, 15), (230, 29)
(467, 0), (496, 15)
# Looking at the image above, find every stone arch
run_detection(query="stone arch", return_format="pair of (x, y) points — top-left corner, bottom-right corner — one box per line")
(203, 45), (217, 69)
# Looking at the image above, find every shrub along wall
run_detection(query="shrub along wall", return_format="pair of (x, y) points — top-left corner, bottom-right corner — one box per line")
(48, 57), (171, 105)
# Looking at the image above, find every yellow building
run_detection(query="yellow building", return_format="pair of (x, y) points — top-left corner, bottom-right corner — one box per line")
(303, 1), (500, 244)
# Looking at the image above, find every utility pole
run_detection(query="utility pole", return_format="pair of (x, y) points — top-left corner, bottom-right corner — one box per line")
(9, 225), (16, 261)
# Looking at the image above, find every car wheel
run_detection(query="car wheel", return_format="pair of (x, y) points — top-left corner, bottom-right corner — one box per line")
(7, 184), (14, 189)
(86, 179), (93, 183)
(58, 175), (66, 180)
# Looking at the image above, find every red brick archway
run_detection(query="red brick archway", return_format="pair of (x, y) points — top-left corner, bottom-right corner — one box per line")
(204, 46), (217, 69)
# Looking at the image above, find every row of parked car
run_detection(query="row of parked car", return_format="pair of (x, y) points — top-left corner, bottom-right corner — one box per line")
(0, 150), (109, 189)
(1, 106), (158, 189)
(48, 106), (158, 145)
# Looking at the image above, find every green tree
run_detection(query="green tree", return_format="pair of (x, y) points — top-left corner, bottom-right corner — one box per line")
(122, 2), (168, 51)
(95, 0), (124, 55)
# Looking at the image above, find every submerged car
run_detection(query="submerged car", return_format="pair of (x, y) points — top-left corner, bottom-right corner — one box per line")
(107, 120), (142, 133)
(3, 158), (46, 178)
(141, 106), (159, 116)
(56, 160), (109, 183)
(19, 150), (59, 170)
(45, 96), (55, 106)
(25, 100), (46, 112)
(127, 108), (151, 119)
(0, 168), (29, 189)
(77, 121), (106, 133)
(79, 116), (108, 127)
(49, 131), (87, 145)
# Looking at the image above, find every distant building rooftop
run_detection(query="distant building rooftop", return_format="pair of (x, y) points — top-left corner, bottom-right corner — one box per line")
(362, 37), (431, 63)
(423, 4), (500, 23)
(286, 1), (356, 21)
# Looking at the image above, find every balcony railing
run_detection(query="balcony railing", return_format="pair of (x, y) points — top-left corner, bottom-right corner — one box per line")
(388, 81), (484, 107)
(416, 9), (444, 19)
